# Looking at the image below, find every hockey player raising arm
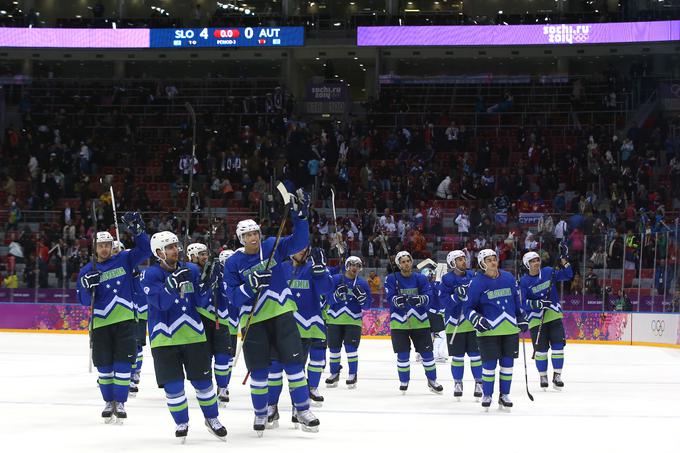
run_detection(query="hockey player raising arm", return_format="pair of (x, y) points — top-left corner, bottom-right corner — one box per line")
(223, 191), (321, 435)
(77, 212), (150, 424)
(462, 249), (528, 411)
(385, 251), (443, 394)
(519, 252), (573, 390)
(140, 232), (227, 442)
(267, 246), (334, 428)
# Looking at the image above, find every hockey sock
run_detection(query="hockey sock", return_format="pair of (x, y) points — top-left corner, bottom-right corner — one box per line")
(112, 361), (132, 403)
(420, 351), (437, 380)
(551, 343), (564, 373)
(499, 357), (514, 395)
(451, 356), (465, 381)
(191, 379), (218, 419)
(397, 351), (410, 383)
(307, 346), (326, 389)
(481, 360), (497, 397)
(249, 369), (269, 417)
(134, 345), (143, 379)
(535, 349), (549, 376)
(267, 361), (284, 406)
(164, 380), (189, 424)
(97, 365), (114, 402)
(329, 348), (342, 374)
(345, 344), (359, 376)
(213, 352), (230, 388)
(284, 362), (310, 411)
(469, 353), (482, 381)
(224, 355), (234, 388)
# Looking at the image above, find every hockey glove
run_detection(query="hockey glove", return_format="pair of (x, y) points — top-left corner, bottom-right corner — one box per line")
(247, 269), (272, 292)
(334, 284), (349, 302)
(293, 189), (311, 220)
(455, 285), (467, 298)
(393, 295), (408, 309)
(517, 313), (529, 333)
(311, 247), (327, 276)
(529, 299), (552, 311)
(80, 270), (102, 290)
(408, 295), (428, 307)
(469, 312), (492, 333)
(165, 267), (192, 292)
(354, 285), (368, 303)
(122, 211), (146, 236)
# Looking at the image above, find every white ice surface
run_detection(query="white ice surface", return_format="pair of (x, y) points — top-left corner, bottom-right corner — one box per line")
(1, 333), (679, 453)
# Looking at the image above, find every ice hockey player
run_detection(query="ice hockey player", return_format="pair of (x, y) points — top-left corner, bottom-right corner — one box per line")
(223, 191), (320, 436)
(325, 255), (371, 389)
(419, 262), (447, 363)
(266, 246), (334, 428)
(462, 249), (528, 411)
(519, 252), (573, 390)
(438, 250), (483, 400)
(385, 251), (443, 394)
(110, 240), (147, 397)
(77, 212), (150, 424)
(140, 231), (227, 442)
(215, 248), (238, 405)
(187, 242), (231, 406)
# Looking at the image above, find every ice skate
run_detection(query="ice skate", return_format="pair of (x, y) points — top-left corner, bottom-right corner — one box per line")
(453, 381), (463, 400)
(553, 372), (564, 390)
(481, 395), (492, 411)
(346, 374), (357, 389)
(309, 387), (324, 407)
(498, 394), (513, 412)
(175, 423), (189, 443)
(266, 405), (279, 429)
(204, 417), (227, 441)
(540, 374), (549, 391)
(295, 409), (320, 433)
(427, 379), (443, 394)
(101, 402), (114, 424)
(253, 415), (267, 437)
(473, 381), (483, 401)
(113, 402), (127, 424)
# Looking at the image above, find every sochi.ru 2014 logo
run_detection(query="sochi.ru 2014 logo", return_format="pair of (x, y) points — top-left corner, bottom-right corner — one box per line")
(543, 24), (590, 44)
(650, 320), (665, 337)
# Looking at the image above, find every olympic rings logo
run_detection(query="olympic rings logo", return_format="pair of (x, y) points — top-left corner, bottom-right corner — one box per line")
(650, 320), (665, 337)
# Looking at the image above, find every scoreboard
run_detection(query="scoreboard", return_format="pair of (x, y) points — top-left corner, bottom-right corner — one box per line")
(149, 27), (304, 48)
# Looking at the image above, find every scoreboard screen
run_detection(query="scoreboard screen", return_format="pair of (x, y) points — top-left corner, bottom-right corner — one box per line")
(149, 27), (304, 48)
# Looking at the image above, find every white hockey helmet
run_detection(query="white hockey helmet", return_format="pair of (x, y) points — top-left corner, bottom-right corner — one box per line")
(345, 255), (363, 270)
(96, 231), (114, 243)
(236, 219), (261, 245)
(446, 250), (466, 271)
(477, 248), (497, 271)
(150, 231), (180, 260)
(112, 240), (125, 253)
(523, 251), (541, 270)
(218, 249), (235, 265)
(187, 243), (208, 260)
(395, 250), (413, 269)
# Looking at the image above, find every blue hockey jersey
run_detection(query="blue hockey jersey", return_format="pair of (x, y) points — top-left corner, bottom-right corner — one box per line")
(326, 273), (371, 327)
(140, 262), (211, 348)
(283, 260), (334, 339)
(519, 265), (573, 329)
(439, 270), (476, 334)
(384, 271), (433, 331)
(223, 214), (309, 326)
(463, 270), (524, 337)
(77, 233), (151, 330)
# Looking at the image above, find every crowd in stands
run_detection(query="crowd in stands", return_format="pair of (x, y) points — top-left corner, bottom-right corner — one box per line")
(0, 73), (679, 312)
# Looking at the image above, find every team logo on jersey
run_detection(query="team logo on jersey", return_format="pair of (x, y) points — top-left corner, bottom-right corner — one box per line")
(487, 288), (512, 299)
(101, 267), (126, 282)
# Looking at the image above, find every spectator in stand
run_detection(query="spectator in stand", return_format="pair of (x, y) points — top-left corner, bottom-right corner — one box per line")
(455, 207), (470, 237)
(584, 266), (601, 295)
(554, 216), (568, 242)
(436, 176), (453, 199)
(367, 270), (383, 307)
(6, 201), (22, 232)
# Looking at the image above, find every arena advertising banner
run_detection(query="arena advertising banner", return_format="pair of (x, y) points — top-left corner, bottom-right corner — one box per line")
(630, 313), (680, 345)
(357, 20), (680, 47)
(2, 302), (678, 347)
(0, 26), (304, 48)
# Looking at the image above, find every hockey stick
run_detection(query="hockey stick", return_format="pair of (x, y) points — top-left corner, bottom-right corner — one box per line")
(330, 188), (345, 256)
(110, 186), (120, 243)
(88, 200), (99, 373)
(521, 334), (534, 402)
(180, 103), (197, 300)
(237, 183), (292, 384)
